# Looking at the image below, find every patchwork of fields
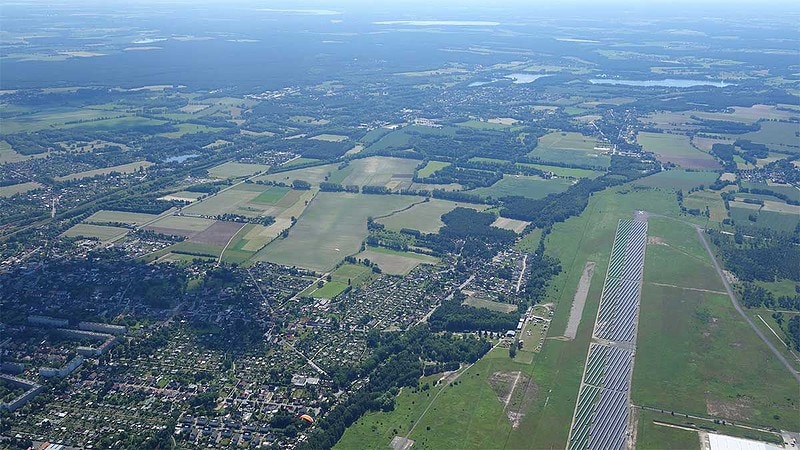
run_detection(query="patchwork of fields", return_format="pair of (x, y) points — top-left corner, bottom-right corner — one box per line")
(529, 132), (611, 168)
(254, 192), (420, 272)
(637, 132), (719, 169)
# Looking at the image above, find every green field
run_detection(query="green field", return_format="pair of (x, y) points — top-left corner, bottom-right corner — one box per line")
(54, 161), (153, 181)
(471, 175), (573, 200)
(632, 218), (799, 430)
(84, 210), (159, 226)
(356, 246), (439, 275)
(729, 204), (800, 232)
(181, 188), (262, 216)
(741, 181), (800, 202)
(633, 169), (719, 191)
(0, 181), (44, 197)
(746, 308), (800, 373)
(264, 157), (418, 190)
(516, 163), (604, 179)
(62, 223), (129, 242)
(158, 123), (223, 139)
(376, 199), (485, 234)
(1, 107), (118, 133)
(181, 184), (306, 219)
(251, 186), (291, 204)
(301, 264), (374, 298)
(637, 132), (720, 169)
(308, 281), (349, 298)
(254, 192), (420, 272)
(635, 410), (700, 450)
(737, 121), (800, 152)
(366, 125), (456, 153)
(169, 241), (222, 258)
(528, 132), (611, 168)
(280, 157), (321, 168)
(145, 215), (215, 235)
(66, 115), (167, 131)
(683, 189), (728, 223)
(337, 347), (540, 450)
(417, 161), (451, 178)
(207, 162), (269, 179)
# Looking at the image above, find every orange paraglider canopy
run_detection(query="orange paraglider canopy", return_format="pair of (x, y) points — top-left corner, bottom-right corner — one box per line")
(299, 414), (314, 424)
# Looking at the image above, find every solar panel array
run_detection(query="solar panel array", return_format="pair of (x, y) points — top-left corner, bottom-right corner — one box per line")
(567, 219), (647, 450)
(593, 219), (647, 343)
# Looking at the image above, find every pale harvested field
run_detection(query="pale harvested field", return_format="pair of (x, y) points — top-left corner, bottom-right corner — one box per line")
(488, 117), (519, 125)
(376, 199), (486, 233)
(309, 133), (349, 142)
(344, 144), (365, 156)
(254, 163), (340, 186)
(181, 188), (262, 216)
(342, 156), (418, 188)
(145, 215), (215, 236)
(0, 181), (44, 197)
(84, 210), (159, 226)
(492, 217), (530, 234)
(762, 200), (800, 214)
(158, 191), (204, 202)
(63, 223), (129, 242)
(207, 162), (269, 179)
(356, 248), (439, 275)
(240, 129), (276, 137)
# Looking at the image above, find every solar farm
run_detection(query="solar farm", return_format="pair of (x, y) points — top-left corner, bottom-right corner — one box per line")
(567, 217), (648, 450)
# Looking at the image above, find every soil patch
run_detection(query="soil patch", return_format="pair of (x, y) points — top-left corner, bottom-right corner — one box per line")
(189, 221), (245, 247)
(706, 396), (753, 422)
(487, 371), (538, 428)
(564, 261), (595, 340)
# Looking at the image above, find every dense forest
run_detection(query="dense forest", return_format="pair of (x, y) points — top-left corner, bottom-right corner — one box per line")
(418, 207), (516, 260)
(429, 292), (520, 332)
(708, 229), (800, 282)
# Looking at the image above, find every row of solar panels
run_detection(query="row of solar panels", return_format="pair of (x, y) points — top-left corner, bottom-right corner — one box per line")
(567, 219), (648, 450)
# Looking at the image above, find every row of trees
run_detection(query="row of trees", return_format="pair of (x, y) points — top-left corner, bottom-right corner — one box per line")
(739, 282), (800, 310)
(500, 155), (659, 227)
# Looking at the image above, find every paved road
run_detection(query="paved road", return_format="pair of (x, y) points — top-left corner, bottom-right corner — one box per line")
(693, 225), (800, 383)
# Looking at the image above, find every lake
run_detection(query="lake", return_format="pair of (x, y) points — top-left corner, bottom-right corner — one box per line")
(588, 78), (733, 88)
(165, 154), (199, 163)
(505, 73), (551, 84)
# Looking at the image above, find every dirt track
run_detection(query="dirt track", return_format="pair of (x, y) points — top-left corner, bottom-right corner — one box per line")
(564, 261), (595, 340)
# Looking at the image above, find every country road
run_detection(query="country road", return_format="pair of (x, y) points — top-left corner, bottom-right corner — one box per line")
(644, 211), (800, 383)
(693, 225), (800, 383)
